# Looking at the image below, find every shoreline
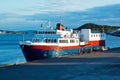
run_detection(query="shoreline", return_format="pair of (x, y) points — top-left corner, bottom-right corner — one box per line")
(0, 47), (120, 67)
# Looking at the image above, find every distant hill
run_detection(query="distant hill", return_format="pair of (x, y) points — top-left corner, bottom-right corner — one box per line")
(0, 30), (26, 34)
(75, 23), (120, 33)
(1, 23), (120, 35)
(0, 29), (39, 34)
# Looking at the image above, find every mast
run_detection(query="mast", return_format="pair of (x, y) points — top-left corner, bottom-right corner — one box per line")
(48, 20), (50, 27)
(46, 19), (51, 29)
(60, 16), (62, 24)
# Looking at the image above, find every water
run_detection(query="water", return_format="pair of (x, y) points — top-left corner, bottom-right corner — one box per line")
(0, 34), (33, 64)
(0, 34), (120, 80)
(106, 35), (120, 48)
(0, 34), (120, 64)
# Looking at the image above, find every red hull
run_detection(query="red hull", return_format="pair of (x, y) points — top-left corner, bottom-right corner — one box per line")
(20, 40), (105, 61)
(88, 40), (105, 46)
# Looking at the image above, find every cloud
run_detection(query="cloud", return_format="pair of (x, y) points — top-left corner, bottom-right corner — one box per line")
(1, 4), (120, 30)
(1, 0), (120, 15)
(18, 0), (120, 15)
(0, 13), (46, 30)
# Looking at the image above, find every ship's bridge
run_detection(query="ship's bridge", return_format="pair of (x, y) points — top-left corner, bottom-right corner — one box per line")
(35, 29), (60, 38)
(32, 29), (60, 43)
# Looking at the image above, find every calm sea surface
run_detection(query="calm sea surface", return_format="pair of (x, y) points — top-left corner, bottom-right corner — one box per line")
(0, 34), (33, 64)
(0, 34), (120, 64)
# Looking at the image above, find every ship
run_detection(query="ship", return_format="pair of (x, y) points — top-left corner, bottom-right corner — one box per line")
(20, 23), (106, 61)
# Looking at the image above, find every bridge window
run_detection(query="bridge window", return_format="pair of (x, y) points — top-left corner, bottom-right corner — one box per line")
(39, 31), (56, 34)
(70, 40), (75, 43)
(91, 35), (93, 37)
(59, 40), (68, 43)
(44, 39), (57, 43)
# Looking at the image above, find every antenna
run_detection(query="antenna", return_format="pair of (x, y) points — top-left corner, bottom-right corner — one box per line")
(48, 20), (51, 29)
(41, 24), (43, 28)
(60, 16), (62, 24)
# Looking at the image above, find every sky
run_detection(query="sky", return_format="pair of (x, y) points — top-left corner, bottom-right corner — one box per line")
(0, 0), (120, 30)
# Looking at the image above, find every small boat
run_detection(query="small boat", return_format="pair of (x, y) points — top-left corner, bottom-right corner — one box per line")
(20, 23), (106, 61)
